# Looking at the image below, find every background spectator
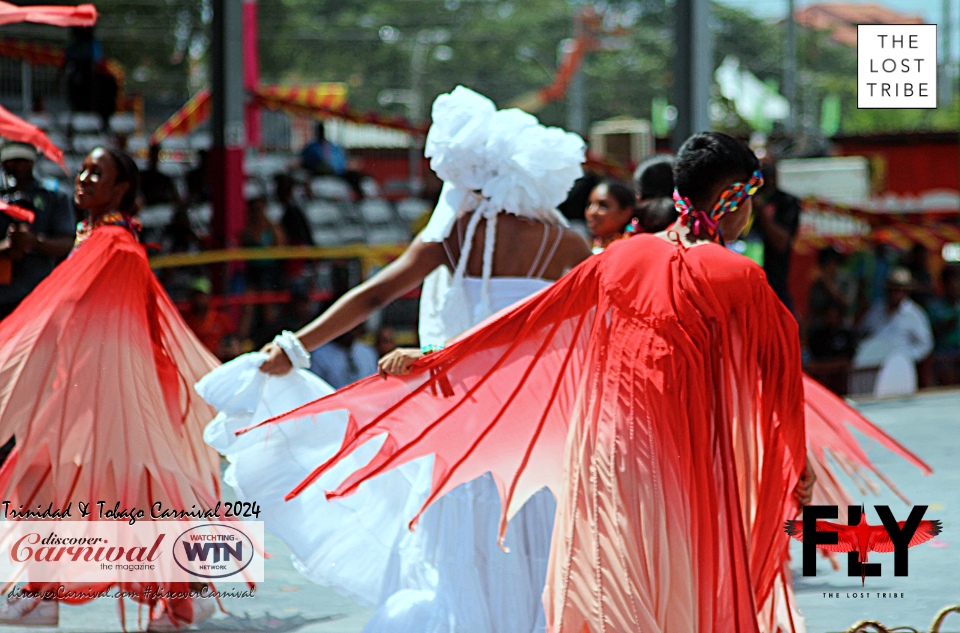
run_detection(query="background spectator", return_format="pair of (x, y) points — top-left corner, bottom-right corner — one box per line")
(807, 246), (855, 332)
(182, 277), (235, 355)
(276, 173), (313, 247)
(375, 326), (397, 357)
(806, 300), (857, 396)
(276, 173), (314, 280)
(751, 161), (801, 311)
(240, 194), (287, 290)
(854, 267), (933, 369)
(162, 206), (201, 254)
(139, 143), (181, 206)
(853, 242), (896, 321)
(309, 323), (379, 389)
(300, 121), (364, 200)
(186, 149), (210, 203)
(0, 143), (75, 321)
(927, 264), (960, 385)
(65, 27), (100, 115)
(902, 243), (934, 308)
(238, 194), (287, 344)
(809, 301), (856, 361)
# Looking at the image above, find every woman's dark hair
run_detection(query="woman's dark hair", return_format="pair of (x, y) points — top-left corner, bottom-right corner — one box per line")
(101, 147), (140, 215)
(633, 154), (678, 233)
(596, 179), (635, 213)
(673, 132), (759, 212)
(637, 198), (678, 234)
(633, 154), (675, 200)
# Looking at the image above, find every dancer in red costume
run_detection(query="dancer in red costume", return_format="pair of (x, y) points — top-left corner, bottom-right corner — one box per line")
(252, 132), (929, 632)
(0, 148), (221, 630)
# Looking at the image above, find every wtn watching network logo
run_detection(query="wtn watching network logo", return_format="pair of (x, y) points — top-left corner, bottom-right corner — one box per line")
(172, 524), (256, 579)
(785, 505), (941, 586)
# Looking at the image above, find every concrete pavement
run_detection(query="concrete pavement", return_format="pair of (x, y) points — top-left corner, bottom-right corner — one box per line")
(0, 389), (957, 632)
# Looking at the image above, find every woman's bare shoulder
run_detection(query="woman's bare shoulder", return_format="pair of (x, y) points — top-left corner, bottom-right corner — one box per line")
(558, 226), (592, 265)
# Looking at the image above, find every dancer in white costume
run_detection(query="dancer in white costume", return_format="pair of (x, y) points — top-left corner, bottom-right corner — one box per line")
(199, 86), (592, 632)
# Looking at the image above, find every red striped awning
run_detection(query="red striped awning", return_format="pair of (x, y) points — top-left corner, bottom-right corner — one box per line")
(150, 84), (354, 143)
(794, 197), (960, 255)
(149, 88), (211, 145)
(256, 83), (348, 109)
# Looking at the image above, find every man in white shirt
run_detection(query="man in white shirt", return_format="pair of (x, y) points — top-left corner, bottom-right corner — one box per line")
(855, 266), (934, 368)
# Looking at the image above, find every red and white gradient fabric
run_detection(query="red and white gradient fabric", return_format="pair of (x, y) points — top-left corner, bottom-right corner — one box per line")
(0, 227), (222, 604)
(249, 235), (809, 632)
(0, 199), (34, 223)
(0, 2), (96, 27)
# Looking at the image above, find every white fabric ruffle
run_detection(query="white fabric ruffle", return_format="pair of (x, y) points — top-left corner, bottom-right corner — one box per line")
(198, 353), (421, 608)
(419, 86), (582, 243)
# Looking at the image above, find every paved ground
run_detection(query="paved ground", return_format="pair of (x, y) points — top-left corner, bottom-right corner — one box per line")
(1, 389), (957, 632)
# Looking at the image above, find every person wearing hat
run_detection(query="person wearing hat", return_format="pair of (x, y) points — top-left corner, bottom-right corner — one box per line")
(854, 265), (934, 369)
(0, 142), (75, 322)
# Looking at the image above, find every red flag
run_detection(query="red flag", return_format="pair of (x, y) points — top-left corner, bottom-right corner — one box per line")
(0, 200), (34, 223)
(0, 2), (96, 27)
(0, 105), (65, 170)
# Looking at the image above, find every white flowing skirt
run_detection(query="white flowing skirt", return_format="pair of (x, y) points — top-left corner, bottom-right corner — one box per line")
(199, 353), (554, 632)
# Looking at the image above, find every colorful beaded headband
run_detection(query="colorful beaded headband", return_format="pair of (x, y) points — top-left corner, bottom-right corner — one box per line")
(673, 169), (764, 244)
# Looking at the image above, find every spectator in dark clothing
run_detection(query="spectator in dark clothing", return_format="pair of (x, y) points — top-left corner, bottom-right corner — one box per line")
(0, 142), (74, 465)
(0, 143), (75, 321)
(809, 301), (856, 361)
(140, 143), (181, 206)
(807, 247), (855, 332)
(752, 162), (801, 311)
(275, 174), (313, 246)
(806, 300), (857, 395)
(375, 325), (397, 357)
(276, 173), (314, 280)
(300, 122), (364, 200)
(162, 206), (201, 253)
(902, 243), (934, 308)
(186, 149), (210, 204)
(182, 277), (234, 355)
(65, 27), (100, 114)
(927, 264), (960, 385)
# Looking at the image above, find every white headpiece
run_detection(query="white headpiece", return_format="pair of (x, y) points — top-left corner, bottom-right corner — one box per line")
(420, 86), (586, 243)
(417, 87), (585, 320)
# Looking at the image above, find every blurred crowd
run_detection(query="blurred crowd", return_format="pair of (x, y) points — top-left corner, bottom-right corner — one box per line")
(802, 242), (959, 395)
(3, 122), (956, 398)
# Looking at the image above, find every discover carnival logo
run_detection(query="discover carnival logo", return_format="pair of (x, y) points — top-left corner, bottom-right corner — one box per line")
(0, 520), (264, 583)
(172, 524), (256, 579)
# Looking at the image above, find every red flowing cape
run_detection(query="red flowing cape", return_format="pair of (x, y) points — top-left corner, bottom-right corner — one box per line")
(249, 236), (816, 631)
(0, 2), (96, 27)
(0, 226), (221, 532)
(0, 105), (65, 170)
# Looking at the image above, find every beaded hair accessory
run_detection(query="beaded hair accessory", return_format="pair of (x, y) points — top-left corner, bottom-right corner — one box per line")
(673, 169), (763, 245)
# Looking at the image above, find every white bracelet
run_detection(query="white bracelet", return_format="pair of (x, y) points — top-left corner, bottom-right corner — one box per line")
(274, 331), (311, 369)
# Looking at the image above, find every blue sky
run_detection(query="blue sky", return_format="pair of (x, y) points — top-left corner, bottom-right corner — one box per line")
(717, 0), (960, 60)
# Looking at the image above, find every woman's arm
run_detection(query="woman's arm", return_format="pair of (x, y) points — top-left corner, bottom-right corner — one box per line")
(259, 236), (447, 374)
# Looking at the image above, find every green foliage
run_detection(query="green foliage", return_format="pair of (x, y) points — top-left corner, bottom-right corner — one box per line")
(6, 0), (955, 135)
